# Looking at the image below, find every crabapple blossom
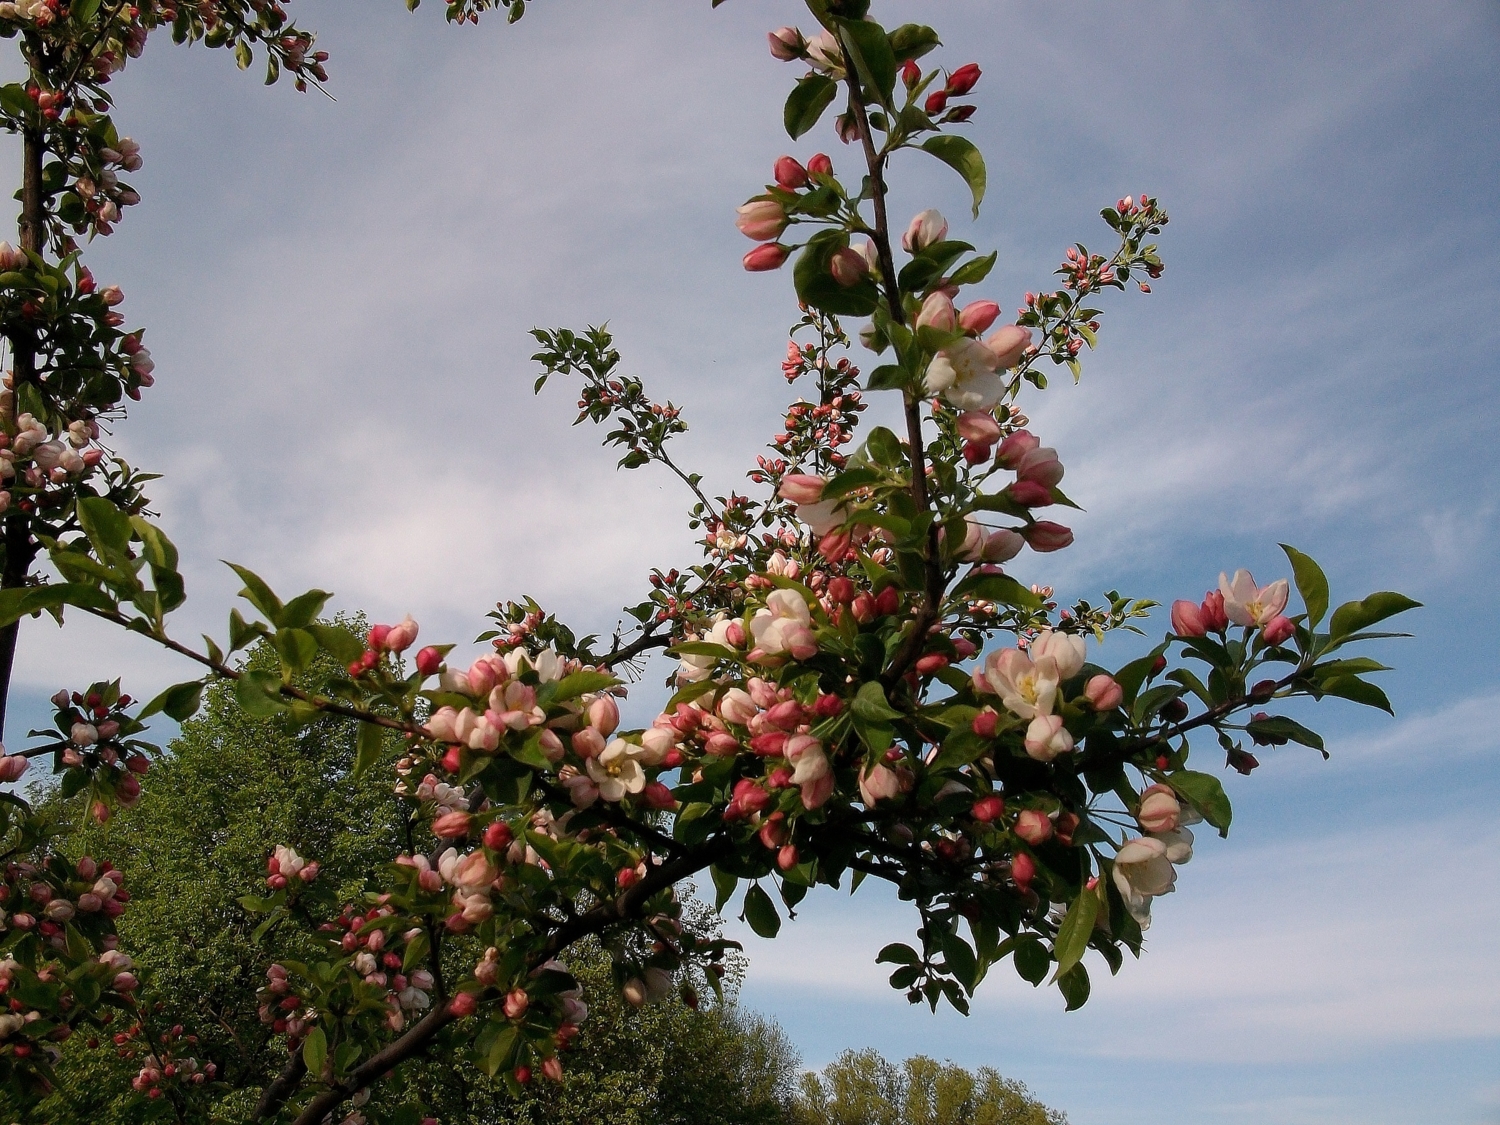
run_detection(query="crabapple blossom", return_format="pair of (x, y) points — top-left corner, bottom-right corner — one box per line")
(1023, 714), (1074, 761)
(902, 208), (948, 253)
(749, 588), (819, 661)
(1029, 629), (1086, 679)
(743, 243), (789, 271)
(974, 647), (1060, 720)
(1219, 570), (1290, 628)
(735, 200), (787, 242)
(586, 740), (646, 802)
(924, 338), (1004, 411)
(1136, 785), (1181, 833)
(1112, 836), (1177, 928)
(1083, 674), (1123, 711)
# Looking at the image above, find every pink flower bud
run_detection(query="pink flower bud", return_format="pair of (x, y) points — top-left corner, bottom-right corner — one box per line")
(299, 862), (319, 883)
(1006, 480), (1053, 508)
(1200, 590), (1230, 632)
(1171, 599), (1207, 637)
(743, 243), (789, 272)
(0, 755), (27, 783)
(448, 992), (478, 1018)
(385, 615), (419, 653)
(415, 647), (443, 677)
(971, 794), (1004, 822)
(1024, 713), (1074, 761)
(985, 325), (1033, 368)
(767, 27), (802, 61)
(902, 209), (948, 253)
(773, 156), (808, 189)
(946, 62), (982, 96)
(572, 727), (606, 760)
(1014, 809), (1053, 845)
(542, 1056), (564, 1083)
(916, 291), (957, 332)
(925, 89), (949, 115)
(994, 430), (1040, 469)
(735, 200), (787, 242)
(113, 971), (139, 992)
(432, 810), (472, 839)
(0, 241), (25, 270)
(807, 152), (833, 177)
(504, 988), (529, 1019)
(100, 285), (124, 306)
(776, 474), (826, 504)
(1083, 674), (1123, 711)
(724, 620), (746, 648)
(958, 300), (1000, 335)
(778, 844), (799, 871)
(1023, 521), (1073, 553)
(1136, 784), (1181, 833)
(956, 411), (1001, 445)
(1262, 615), (1296, 645)
(982, 529), (1025, 563)
(1011, 852), (1036, 891)
(368, 624), (391, 650)
(829, 247), (868, 287)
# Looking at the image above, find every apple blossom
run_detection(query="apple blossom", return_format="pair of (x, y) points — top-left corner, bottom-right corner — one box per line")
(1083, 674), (1124, 711)
(1219, 569), (1290, 627)
(924, 339), (1004, 411)
(385, 615), (419, 653)
(749, 588), (819, 660)
(829, 247), (868, 287)
(916, 291), (958, 332)
(1024, 521), (1074, 552)
(1136, 785), (1181, 833)
(1170, 599), (1207, 637)
(735, 199), (787, 242)
(0, 754), (27, 783)
(773, 155), (808, 189)
(1262, 615), (1296, 645)
(973, 647), (1059, 720)
(1024, 714), (1074, 761)
(1112, 836), (1177, 928)
(902, 208), (948, 252)
(743, 243), (789, 271)
(985, 325), (1033, 368)
(767, 26), (803, 61)
(1029, 629), (1086, 679)
(586, 740), (646, 802)
(858, 762), (903, 807)
(958, 299), (1001, 335)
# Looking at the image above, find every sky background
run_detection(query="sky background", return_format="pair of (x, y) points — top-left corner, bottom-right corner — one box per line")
(4, 1), (1499, 1122)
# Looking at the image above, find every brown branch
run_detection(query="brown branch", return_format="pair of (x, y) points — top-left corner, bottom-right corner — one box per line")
(251, 1052), (307, 1120)
(274, 839), (728, 1125)
(835, 37), (948, 693)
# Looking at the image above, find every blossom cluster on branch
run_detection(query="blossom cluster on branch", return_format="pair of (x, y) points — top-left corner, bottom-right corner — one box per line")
(0, 0), (1418, 1122)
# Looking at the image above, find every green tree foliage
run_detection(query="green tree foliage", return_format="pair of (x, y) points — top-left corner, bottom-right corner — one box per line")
(13, 630), (800, 1125)
(790, 1049), (1065, 1125)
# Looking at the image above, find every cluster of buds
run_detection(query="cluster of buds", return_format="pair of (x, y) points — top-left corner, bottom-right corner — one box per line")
(2, 854), (128, 943)
(1172, 570), (1293, 646)
(736, 151), (837, 274)
(265, 845), (319, 890)
(348, 615), (421, 677)
(36, 685), (150, 820)
(918, 61), (981, 122)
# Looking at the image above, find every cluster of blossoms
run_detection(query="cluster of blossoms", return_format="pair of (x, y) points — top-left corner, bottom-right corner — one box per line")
(126, 1020), (214, 1100)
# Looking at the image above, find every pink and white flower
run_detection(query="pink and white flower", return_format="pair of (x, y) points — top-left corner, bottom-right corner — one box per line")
(1218, 570), (1290, 628)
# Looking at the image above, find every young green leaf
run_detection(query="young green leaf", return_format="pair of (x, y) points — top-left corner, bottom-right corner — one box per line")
(742, 883), (782, 938)
(920, 135), (986, 217)
(1279, 544), (1330, 628)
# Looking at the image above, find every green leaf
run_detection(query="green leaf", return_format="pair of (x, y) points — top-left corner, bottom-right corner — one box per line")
(138, 679), (204, 722)
(821, 466), (884, 500)
(275, 628), (318, 675)
(1012, 937), (1049, 986)
(710, 865), (738, 912)
(920, 135), (986, 217)
(0, 583), (116, 626)
(307, 622), (364, 665)
(865, 363), (907, 392)
(1245, 715), (1325, 753)
(280, 589), (332, 630)
(1167, 769), (1232, 837)
(1328, 592), (1421, 642)
(129, 517), (180, 574)
(1052, 889), (1099, 981)
(852, 681), (902, 723)
(302, 1026), (328, 1077)
(950, 570), (1043, 610)
(785, 73), (839, 140)
(234, 669), (287, 718)
(949, 251), (997, 286)
(742, 884), (782, 938)
(77, 496), (132, 558)
(1057, 962), (1091, 1011)
(1320, 674), (1394, 715)
(482, 1024), (519, 1078)
(227, 563), (284, 626)
(941, 931), (978, 994)
(551, 669), (618, 702)
(354, 721), (385, 779)
(1279, 544), (1329, 628)
(887, 23), (940, 64)
(837, 17), (896, 108)
(402, 930), (430, 972)
(865, 426), (904, 467)
(876, 942), (920, 965)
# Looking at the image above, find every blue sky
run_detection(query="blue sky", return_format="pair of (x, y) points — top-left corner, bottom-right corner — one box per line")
(4, 1), (1498, 1121)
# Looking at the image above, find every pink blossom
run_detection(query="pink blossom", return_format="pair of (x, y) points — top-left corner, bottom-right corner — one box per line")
(956, 411), (1001, 445)
(743, 243), (789, 272)
(1014, 809), (1053, 845)
(985, 325), (1032, 368)
(1023, 714), (1074, 761)
(902, 209), (948, 253)
(1023, 521), (1073, 553)
(1136, 785), (1181, 833)
(0, 755), (27, 783)
(385, 615), (419, 653)
(1219, 570), (1290, 628)
(916, 291), (958, 332)
(736, 200), (787, 242)
(858, 762), (902, 807)
(1262, 615), (1296, 645)
(959, 300), (1001, 335)
(1171, 599), (1207, 637)
(1083, 674), (1123, 711)
(777, 474), (826, 504)
(773, 156), (808, 189)
(994, 430), (1040, 469)
(767, 27), (803, 61)
(829, 247), (868, 287)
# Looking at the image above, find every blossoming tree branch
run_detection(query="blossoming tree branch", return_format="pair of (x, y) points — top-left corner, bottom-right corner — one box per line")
(0, 0), (1418, 1120)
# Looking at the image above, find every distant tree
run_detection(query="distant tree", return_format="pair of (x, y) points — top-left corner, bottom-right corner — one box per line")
(791, 1049), (1064, 1125)
(11, 629), (800, 1125)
